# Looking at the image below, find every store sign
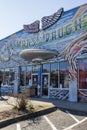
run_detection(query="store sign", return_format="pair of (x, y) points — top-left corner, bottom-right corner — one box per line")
(1, 4), (87, 52)
(10, 9), (87, 50)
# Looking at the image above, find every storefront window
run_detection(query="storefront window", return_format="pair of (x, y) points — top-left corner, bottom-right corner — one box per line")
(59, 61), (69, 88)
(0, 69), (4, 83)
(4, 68), (10, 85)
(50, 62), (58, 88)
(32, 65), (40, 73)
(32, 74), (38, 95)
(0, 68), (15, 86)
(42, 63), (50, 73)
(9, 68), (15, 86)
(78, 59), (87, 89)
(26, 66), (32, 86)
(20, 66), (26, 86)
(32, 74), (38, 87)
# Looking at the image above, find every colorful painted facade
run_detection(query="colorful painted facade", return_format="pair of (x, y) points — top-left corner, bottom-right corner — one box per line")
(0, 4), (87, 102)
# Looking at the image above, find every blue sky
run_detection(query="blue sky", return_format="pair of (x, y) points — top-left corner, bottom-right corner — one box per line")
(0, 0), (86, 40)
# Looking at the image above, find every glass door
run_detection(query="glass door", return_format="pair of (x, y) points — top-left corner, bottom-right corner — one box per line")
(42, 74), (49, 96)
(32, 74), (38, 95)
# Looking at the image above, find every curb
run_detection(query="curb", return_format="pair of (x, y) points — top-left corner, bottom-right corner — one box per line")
(57, 106), (87, 114)
(55, 104), (87, 113)
(0, 106), (57, 129)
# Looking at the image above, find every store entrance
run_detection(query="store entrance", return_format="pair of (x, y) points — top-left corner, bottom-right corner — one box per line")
(32, 74), (38, 96)
(42, 73), (49, 96)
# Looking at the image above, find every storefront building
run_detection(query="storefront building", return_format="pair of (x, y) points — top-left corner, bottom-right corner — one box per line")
(0, 4), (87, 102)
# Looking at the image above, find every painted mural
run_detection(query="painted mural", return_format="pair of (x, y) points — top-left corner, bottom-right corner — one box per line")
(23, 20), (40, 33)
(49, 89), (69, 100)
(41, 8), (63, 30)
(0, 4), (87, 101)
(0, 4), (87, 53)
(78, 90), (87, 102)
(60, 31), (87, 81)
(49, 4), (87, 101)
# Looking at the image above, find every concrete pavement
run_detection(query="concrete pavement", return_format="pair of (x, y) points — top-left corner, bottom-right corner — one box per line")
(0, 96), (87, 113)
(31, 97), (87, 113)
(0, 96), (54, 112)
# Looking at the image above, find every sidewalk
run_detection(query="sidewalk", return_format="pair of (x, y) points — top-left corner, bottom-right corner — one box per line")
(0, 96), (87, 113)
(0, 96), (13, 112)
(31, 97), (87, 113)
(0, 96), (54, 112)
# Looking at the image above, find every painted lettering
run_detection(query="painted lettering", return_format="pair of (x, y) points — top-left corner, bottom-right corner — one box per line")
(45, 33), (50, 42)
(52, 31), (56, 40)
(66, 24), (72, 35)
(15, 11), (87, 49)
(58, 27), (63, 38)
(74, 18), (82, 31)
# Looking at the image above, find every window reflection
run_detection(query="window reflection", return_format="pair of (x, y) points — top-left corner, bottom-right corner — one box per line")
(4, 68), (10, 85)
(32, 65), (40, 73)
(59, 61), (69, 88)
(32, 65), (39, 95)
(42, 63), (50, 73)
(32, 75), (38, 87)
(20, 66), (26, 86)
(50, 63), (58, 88)
(78, 59), (87, 89)
(26, 66), (32, 86)
(42, 74), (49, 96)
(0, 69), (4, 84)
(0, 68), (15, 86)
(9, 68), (15, 85)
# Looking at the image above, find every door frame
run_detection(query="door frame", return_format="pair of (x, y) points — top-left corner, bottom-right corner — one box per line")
(31, 73), (38, 95)
(41, 73), (50, 97)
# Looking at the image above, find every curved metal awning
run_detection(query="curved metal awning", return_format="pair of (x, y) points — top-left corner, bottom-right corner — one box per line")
(20, 49), (58, 62)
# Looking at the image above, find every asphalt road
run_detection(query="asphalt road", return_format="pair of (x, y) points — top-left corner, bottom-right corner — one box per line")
(1, 109), (87, 130)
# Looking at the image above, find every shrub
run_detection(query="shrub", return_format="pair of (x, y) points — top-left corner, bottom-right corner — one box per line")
(15, 93), (28, 111)
(28, 103), (34, 111)
(11, 91), (34, 112)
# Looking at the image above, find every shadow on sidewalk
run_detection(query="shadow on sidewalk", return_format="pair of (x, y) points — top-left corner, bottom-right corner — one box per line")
(0, 96), (8, 101)
(31, 97), (87, 113)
